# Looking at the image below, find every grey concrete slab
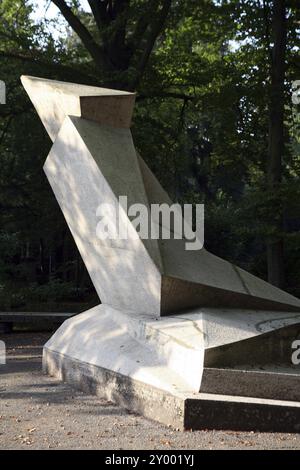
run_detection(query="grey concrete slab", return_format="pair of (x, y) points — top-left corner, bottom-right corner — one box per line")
(201, 367), (300, 401)
(43, 305), (300, 405)
(44, 347), (300, 432)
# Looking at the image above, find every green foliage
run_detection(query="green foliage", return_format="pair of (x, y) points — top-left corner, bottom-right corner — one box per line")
(0, 0), (299, 307)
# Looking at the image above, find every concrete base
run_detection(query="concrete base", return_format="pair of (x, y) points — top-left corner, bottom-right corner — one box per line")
(201, 366), (300, 402)
(43, 304), (300, 431)
(44, 348), (300, 432)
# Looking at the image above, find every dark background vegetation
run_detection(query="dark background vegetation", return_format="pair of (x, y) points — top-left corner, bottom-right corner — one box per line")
(0, 0), (299, 312)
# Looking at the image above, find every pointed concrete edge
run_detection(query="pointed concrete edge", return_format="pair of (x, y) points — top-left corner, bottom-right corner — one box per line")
(20, 75), (136, 141)
(43, 304), (300, 431)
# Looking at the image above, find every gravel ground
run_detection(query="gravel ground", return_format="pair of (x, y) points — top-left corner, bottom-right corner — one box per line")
(1, 331), (300, 450)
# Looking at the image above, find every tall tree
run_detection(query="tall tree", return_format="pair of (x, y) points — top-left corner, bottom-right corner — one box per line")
(1, 0), (299, 310)
(51, 0), (173, 89)
(267, 0), (287, 287)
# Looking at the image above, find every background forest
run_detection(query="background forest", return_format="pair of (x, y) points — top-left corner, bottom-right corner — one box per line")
(0, 0), (299, 312)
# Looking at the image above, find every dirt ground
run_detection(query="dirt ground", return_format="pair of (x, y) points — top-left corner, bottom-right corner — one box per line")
(0, 331), (300, 450)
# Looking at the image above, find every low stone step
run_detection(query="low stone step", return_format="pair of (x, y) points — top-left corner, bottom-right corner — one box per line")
(201, 366), (300, 402)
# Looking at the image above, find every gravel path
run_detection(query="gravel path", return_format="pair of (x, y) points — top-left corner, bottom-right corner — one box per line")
(1, 332), (300, 450)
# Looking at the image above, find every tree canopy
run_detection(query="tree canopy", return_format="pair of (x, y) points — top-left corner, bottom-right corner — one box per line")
(0, 0), (299, 311)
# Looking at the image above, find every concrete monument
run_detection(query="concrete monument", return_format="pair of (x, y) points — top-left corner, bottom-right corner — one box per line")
(22, 75), (300, 431)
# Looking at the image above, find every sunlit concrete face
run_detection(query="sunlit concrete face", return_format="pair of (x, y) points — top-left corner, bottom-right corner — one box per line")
(22, 76), (300, 430)
(21, 75), (300, 316)
(44, 304), (300, 395)
(21, 76), (135, 141)
(44, 116), (161, 315)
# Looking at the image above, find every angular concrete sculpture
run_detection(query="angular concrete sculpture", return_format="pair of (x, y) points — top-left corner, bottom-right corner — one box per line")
(22, 76), (300, 431)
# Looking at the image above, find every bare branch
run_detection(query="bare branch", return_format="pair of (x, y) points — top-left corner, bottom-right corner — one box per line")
(51, 0), (111, 70)
(110, 0), (130, 58)
(87, 0), (106, 30)
(137, 91), (193, 101)
(0, 50), (98, 84)
(130, 15), (150, 50)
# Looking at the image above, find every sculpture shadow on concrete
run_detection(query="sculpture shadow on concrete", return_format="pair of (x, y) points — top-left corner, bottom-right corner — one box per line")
(22, 75), (300, 431)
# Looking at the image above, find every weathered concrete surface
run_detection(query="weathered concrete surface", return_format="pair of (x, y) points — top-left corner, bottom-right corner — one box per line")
(43, 116), (162, 316)
(21, 75), (135, 141)
(3, 332), (300, 449)
(44, 304), (300, 393)
(201, 367), (300, 401)
(43, 305), (204, 394)
(44, 347), (300, 432)
(43, 305), (300, 430)
(43, 349), (186, 431)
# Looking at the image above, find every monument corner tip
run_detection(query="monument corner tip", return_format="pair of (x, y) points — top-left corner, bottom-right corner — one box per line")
(20, 75), (29, 85)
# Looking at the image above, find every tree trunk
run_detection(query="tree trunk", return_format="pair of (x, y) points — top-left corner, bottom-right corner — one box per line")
(266, 0), (287, 288)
